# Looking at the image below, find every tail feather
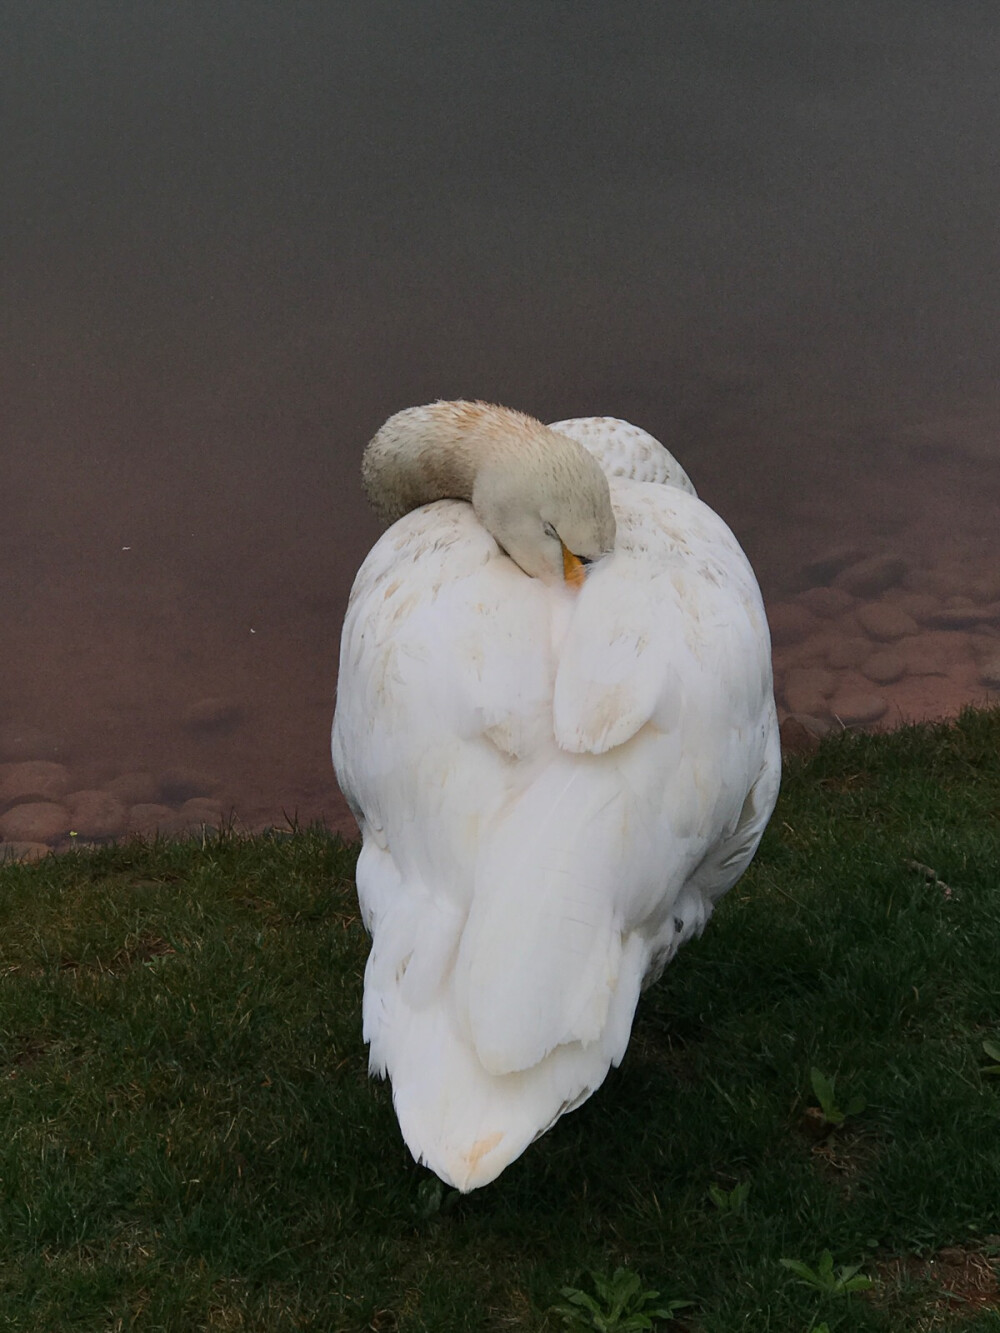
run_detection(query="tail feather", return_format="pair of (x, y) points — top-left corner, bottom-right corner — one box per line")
(366, 914), (646, 1191)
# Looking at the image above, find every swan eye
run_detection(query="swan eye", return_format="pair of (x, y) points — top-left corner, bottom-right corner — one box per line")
(543, 522), (558, 540)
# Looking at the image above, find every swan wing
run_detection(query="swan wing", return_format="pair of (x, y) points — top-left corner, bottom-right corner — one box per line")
(455, 481), (778, 1073)
(333, 498), (552, 913)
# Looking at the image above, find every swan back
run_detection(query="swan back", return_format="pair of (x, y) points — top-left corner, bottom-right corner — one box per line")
(549, 415), (697, 493)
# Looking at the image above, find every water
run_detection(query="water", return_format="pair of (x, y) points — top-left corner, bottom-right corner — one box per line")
(3, 2), (999, 850)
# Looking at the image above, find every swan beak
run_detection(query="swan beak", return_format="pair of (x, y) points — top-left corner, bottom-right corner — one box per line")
(561, 543), (587, 590)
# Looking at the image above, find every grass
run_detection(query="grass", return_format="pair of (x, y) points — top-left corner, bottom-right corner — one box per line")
(2, 706), (1000, 1331)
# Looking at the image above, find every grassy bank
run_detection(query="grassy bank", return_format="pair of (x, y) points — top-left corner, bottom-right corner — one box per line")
(2, 708), (999, 1331)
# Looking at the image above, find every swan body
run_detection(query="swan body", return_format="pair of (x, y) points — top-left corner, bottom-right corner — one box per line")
(332, 401), (780, 1191)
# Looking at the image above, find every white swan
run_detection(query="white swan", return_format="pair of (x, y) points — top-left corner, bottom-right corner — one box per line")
(332, 401), (780, 1191)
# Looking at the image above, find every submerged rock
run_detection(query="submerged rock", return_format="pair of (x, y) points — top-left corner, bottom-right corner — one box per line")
(783, 667), (836, 716)
(800, 545), (866, 587)
(834, 554), (908, 597)
(924, 603), (1000, 630)
(128, 803), (177, 834)
(0, 840), (50, 862)
(896, 632), (973, 676)
(67, 790), (128, 840)
(827, 688), (888, 726)
(856, 602), (919, 642)
(0, 801), (72, 842)
(824, 635), (873, 670)
(894, 590), (942, 622)
(174, 798), (225, 834)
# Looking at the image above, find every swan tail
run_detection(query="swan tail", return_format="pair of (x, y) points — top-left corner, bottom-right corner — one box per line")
(357, 759), (659, 1190)
(366, 931), (644, 1192)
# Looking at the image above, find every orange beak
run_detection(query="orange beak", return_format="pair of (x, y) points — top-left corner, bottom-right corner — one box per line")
(561, 542), (587, 590)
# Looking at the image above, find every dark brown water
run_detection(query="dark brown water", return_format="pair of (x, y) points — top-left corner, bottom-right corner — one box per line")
(3, 3), (999, 853)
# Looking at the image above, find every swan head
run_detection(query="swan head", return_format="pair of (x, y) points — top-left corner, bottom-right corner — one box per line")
(364, 401), (617, 588)
(471, 444), (615, 587)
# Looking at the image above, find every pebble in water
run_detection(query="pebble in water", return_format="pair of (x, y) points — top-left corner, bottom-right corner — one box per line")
(895, 632), (972, 676)
(128, 803), (177, 835)
(67, 790), (128, 840)
(174, 798), (226, 833)
(855, 602), (919, 642)
(827, 687), (888, 726)
(0, 801), (72, 843)
(894, 591), (942, 622)
(0, 840), (50, 862)
(825, 635), (873, 670)
(799, 545), (867, 587)
(924, 604), (1000, 630)
(783, 667), (836, 717)
(833, 553), (909, 598)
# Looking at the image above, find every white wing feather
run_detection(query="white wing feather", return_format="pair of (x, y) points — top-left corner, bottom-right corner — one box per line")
(332, 432), (779, 1191)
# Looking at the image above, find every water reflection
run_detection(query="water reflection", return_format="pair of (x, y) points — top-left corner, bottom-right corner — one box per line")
(2, 3), (998, 853)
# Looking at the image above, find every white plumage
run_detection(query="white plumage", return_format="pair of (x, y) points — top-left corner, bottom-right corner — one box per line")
(332, 401), (779, 1191)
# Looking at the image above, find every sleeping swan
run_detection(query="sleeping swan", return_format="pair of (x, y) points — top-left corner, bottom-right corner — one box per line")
(332, 401), (780, 1191)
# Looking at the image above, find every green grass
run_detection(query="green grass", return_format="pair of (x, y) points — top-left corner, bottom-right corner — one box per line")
(2, 707), (1000, 1331)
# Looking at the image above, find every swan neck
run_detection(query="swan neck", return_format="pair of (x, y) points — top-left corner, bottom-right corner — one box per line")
(362, 402), (536, 524)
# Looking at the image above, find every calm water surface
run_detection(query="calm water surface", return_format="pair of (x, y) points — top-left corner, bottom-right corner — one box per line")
(3, 3), (999, 848)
